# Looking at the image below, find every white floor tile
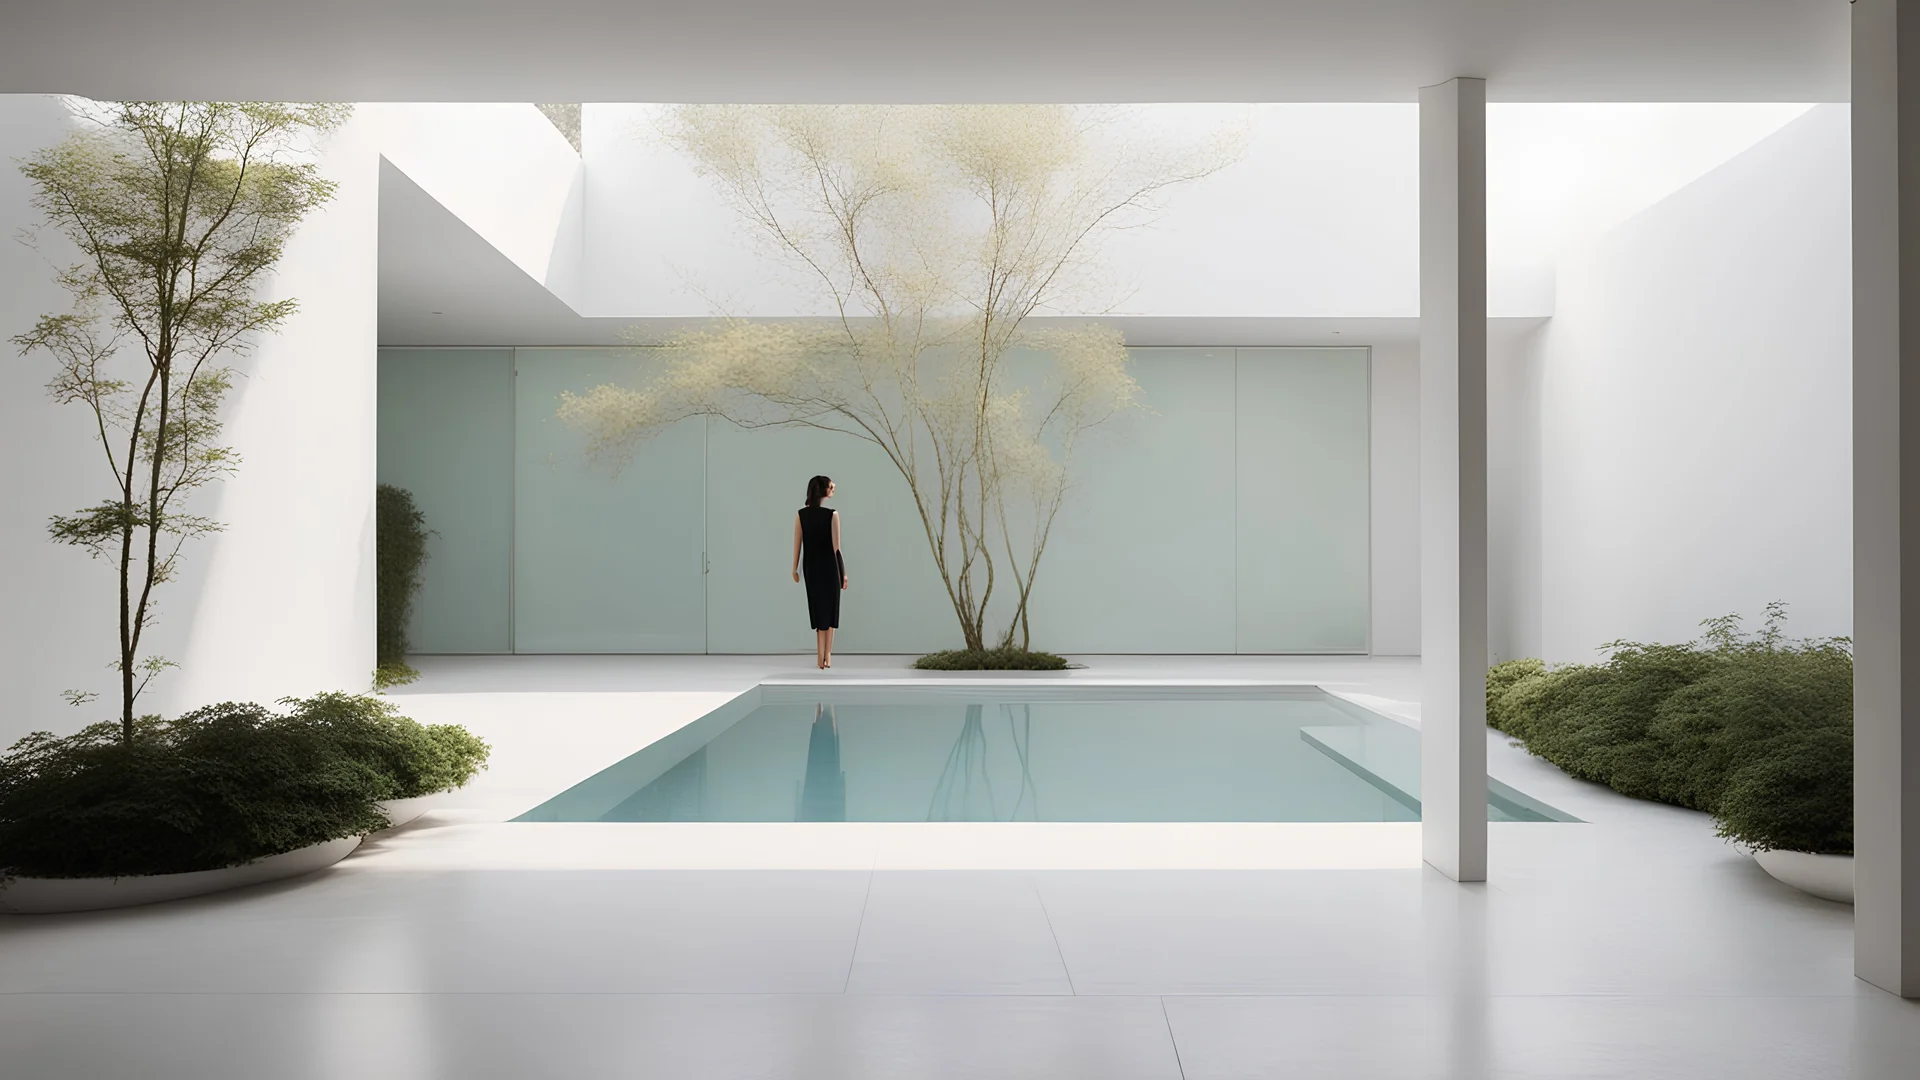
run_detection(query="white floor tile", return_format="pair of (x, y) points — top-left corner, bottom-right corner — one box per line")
(1481, 994), (1863, 1080)
(0, 993), (1186, 1080)
(1, 654), (1908, 1077)
(0, 870), (873, 995)
(1165, 992), (1920, 1080)
(1033, 869), (1435, 994)
(1163, 995), (1467, 1080)
(845, 872), (1072, 994)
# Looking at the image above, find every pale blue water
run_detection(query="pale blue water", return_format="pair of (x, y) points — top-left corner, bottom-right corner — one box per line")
(518, 688), (1574, 824)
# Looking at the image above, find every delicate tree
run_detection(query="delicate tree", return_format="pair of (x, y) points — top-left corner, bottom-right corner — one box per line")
(13, 101), (348, 742)
(558, 105), (1233, 650)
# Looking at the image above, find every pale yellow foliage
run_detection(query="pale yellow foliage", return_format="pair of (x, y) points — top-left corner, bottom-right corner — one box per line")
(561, 105), (1233, 649)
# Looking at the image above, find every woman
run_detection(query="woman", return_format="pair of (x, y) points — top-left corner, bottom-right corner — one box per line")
(792, 475), (848, 669)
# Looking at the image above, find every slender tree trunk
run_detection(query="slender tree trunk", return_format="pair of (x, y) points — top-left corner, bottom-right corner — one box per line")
(129, 352), (171, 733)
(116, 360), (163, 743)
(117, 494), (135, 741)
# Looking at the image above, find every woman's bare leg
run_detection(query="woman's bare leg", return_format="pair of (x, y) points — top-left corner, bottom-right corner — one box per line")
(824, 627), (835, 668)
(816, 630), (827, 668)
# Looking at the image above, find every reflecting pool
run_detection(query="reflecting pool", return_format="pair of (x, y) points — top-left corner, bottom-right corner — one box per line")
(518, 687), (1575, 824)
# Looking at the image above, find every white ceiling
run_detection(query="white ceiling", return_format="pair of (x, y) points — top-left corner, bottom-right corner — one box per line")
(9, 1), (1849, 103)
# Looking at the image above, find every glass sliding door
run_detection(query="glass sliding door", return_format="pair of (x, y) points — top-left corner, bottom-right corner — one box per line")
(704, 418), (954, 654)
(376, 348), (513, 653)
(1234, 347), (1371, 653)
(512, 348), (707, 652)
(1028, 348), (1240, 653)
(378, 345), (1374, 656)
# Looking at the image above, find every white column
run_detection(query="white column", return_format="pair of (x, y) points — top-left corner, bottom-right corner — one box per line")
(1853, 0), (1920, 999)
(1419, 77), (1489, 883)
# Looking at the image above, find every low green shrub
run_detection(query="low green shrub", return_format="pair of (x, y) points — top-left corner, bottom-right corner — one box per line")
(1483, 657), (1544, 721)
(912, 648), (1071, 671)
(1713, 727), (1852, 855)
(1486, 605), (1851, 854)
(1647, 641), (1852, 811)
(280, 692), (490, 799)
(1488, 643), (1721, 801)
(376, 484), (430, 685)
(0, 693), (489, 878)
(373, 662), (420, 690)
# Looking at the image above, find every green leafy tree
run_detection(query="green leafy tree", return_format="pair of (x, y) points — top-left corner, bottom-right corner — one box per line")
(12, 101), (348, 742)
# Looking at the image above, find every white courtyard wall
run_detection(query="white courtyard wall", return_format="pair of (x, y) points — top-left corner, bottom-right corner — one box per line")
(1527, 104), (1853, 662)
(0, 96), (379, 746)
(574, 103), (1809, 324)
(1487, 324), (1546, 664)
(580, 104), (1502, 320)
(0, 96), (114, 748)
(162, 110), (382, 715)
(1369, 341), (1422, 655)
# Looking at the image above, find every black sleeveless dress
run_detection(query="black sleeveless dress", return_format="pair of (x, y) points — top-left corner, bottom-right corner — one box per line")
(798, 505), (844, 630)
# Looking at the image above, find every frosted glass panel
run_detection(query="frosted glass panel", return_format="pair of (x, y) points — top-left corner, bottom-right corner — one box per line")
(376, 349), (512, 653)
(704, 420), (954, 654)
(1028, 349), (1238, 653)
(513, 349), (706, 652)
(1235, 348), (1371, 652)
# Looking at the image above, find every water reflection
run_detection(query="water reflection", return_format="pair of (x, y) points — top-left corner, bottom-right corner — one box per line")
(926, 703), (1039, 821)
(527, 694), (1570, 824)
(797, 704), (846, 822)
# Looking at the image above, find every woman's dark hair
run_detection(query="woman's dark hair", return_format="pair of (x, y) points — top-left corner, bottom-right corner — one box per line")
(805, 475), (833, 508)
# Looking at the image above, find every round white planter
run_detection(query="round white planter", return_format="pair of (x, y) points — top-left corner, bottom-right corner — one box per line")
(377, 795), (446, 828)
(0, 836), (362, 915)
(1753, 848), (1855, 904)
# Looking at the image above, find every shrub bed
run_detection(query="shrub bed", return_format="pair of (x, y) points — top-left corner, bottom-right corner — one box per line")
(0, 693), (488, 879)
(912, 648), (1071, 671)
(1485, 606), (1851, 855)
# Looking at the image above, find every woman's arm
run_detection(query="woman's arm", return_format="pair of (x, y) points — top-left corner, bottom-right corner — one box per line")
(832, 511), (847, 589)
(792, 513), (803, 583)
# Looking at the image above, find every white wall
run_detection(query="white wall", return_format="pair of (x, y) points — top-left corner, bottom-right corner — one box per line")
(1528, 104), (1852, 662)
(378, 102), (584, 305)
(1487, 104), (1813, 281)
(576, 104), (1487, 321)
(1369, 341), (1422, 655)
(166, 111), (382, 712)
(0, 97), (380, 746)
(571, 103), (1810, 324)
(1487, 324), (1546, 663)
(0, 95), (119, 747)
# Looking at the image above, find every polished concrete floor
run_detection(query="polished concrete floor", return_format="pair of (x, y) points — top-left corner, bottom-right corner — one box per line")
(2, 655), (1915, 1079)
